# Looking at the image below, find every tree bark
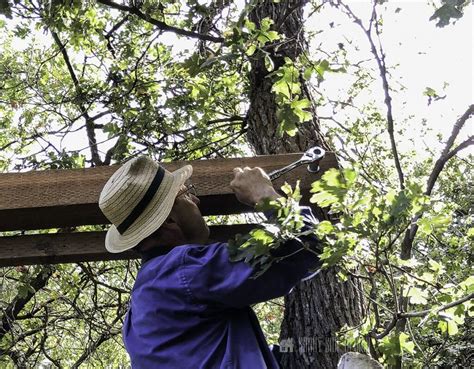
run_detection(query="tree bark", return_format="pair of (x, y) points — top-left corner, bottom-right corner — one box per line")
(246, 1), (365, 368)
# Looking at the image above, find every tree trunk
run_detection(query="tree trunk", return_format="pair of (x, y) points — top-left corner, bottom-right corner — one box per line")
(246, 1), (365, 368)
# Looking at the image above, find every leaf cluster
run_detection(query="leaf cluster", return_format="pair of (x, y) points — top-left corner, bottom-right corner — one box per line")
(228, 181), (313, 279)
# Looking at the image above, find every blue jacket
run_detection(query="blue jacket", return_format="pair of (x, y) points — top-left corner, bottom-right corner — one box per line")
(123, 207), (321, 368)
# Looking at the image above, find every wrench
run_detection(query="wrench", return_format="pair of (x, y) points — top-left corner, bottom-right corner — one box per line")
(268, 146), (326, 182)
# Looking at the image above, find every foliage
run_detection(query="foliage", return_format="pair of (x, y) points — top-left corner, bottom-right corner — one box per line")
(310, 165), (472, 366)
(0, 261), (134, 368)
(253, 298), (285, 345)
(228, 182), (314, 278)
(230, 157), (472, 366)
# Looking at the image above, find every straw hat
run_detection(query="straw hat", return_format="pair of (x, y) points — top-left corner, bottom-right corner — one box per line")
(99, 156), (193, 253)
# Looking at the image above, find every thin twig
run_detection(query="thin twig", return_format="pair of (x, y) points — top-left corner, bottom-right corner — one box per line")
(337, 0), (405, 189)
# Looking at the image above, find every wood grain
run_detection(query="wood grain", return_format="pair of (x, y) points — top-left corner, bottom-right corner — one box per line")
(0, 224), (256, 266)
(0, 152), (337, 231)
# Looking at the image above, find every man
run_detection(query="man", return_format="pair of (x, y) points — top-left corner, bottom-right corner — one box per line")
(99, 156), (321, 369)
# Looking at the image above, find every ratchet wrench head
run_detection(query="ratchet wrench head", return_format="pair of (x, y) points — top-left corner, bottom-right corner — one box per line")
(268, 145), (326, 181)
(302, 146), (326, 173)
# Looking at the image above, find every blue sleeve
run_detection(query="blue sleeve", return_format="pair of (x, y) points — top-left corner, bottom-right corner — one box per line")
(180, 207), (322, 308)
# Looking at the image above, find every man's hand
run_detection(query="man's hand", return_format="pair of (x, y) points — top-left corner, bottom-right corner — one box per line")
(230, 167), (280, 207)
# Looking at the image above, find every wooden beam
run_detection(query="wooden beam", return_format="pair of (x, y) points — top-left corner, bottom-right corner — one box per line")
(0, 225), (256, 267)
(0, 153), (337, 231)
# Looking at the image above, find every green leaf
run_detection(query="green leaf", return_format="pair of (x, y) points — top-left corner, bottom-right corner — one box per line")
(343, 169), (357, 186)
(389, 190), (409, 219)
(17, 284), (30, 299)
(407, 287), (429, 305)
(438, 309), (463, 336)
(276, 105), (298, 136)
(290, 98), (312, 123)
(0, 0), (12, 19)
(310, 191), (338, 207)
(303, 67), (313, 81)
(244, 19), (256, 32)
(417, 214), (451, 236)
(417, 217), (433, 235)
(419, 272), (435, 284)
(371, 206), (382, 219)
(397, 258), (421, 268)
(260, 17), (273, 32)
(290, 97), (310, 110)
(251, 229), (274, 244)
(423, 87), (438, 97)
(438, 319), (459, 335)
(447, 320), (459, 335)
(317, 220), (334, 234)
(265, 31), (280, 42)
(467, 227), (474, 238)
(280, 182), (294, 197)
(380, 334), (401, 358)
(315, 59), (329, 77)
(428, 259), (444, 274)
(459, 276), (474, 293)
(272, 79), (291, 99)
(246, 44), (257, 56)
(429, 2), (464, 28)
(431, 214), (452, 228)
(324, 168), (343, 187)
(254, 241), (269, 256)
(399, 332), (415, 354)
(264, 54), (274, 72)
(257, 30), (280, 44)
(337, 270), (348, 282)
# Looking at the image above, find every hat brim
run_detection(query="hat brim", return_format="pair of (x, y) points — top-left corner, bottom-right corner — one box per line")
(104, 165), (193, 253)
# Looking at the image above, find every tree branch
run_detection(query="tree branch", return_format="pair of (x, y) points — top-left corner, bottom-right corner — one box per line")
(50, 31), (103, 166)
(104, 14), (130, 58)
(0, 266), (54, 345)
(192, 0), (230, 54)
(97, 0), (224, 43)
(401, 104), (474, 258)
(426, 105), (474, 196)
(71, 330), (117, 369)
(400, 292), (473, 318)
